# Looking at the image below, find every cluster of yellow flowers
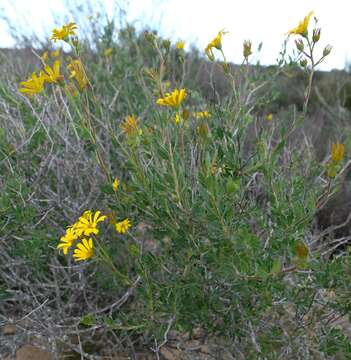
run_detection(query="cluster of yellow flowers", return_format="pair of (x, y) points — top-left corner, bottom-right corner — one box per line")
(19, 59), (63, 96)
(287, 11), (332, 66)
(57, 206), (132, 261)
(156, 88), (188, 124)
(202, 11), (330, 65)
(155, 86), (212, 125)
(57, 210), (106, 261)
(19, 22), (88, 97)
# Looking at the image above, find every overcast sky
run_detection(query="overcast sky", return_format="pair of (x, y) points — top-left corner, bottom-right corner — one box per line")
(1, 0), (350, 70)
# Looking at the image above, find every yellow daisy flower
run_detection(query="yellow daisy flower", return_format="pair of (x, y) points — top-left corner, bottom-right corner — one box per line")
(73, 210), (107, 237)
(175, 40), (185, 49)
(288, 11), (314, 36)
(57, 227), (79, 255)
(73, 238), (94, 261)
(331, 142), (345, 163)
(19, 72), (45, 96)
(205, 29), (227, 61)
(51, 22), (77, 42)
(156, 88), (187, 107)
(115, 219), (131, 234)
(42, 60), (64, 83)
(112, 177), (119, 191)
(120, 115), (141, 136)
(67, 59), (88, 91)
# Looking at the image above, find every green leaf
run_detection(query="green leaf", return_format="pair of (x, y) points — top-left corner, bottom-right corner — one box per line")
(80, 314), (96, 326)
(271, 258), (281, 274)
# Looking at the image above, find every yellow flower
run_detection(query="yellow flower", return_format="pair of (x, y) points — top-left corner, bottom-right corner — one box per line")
(175, 40), (185, 49)
(156, 88), (187, 107)
(73, 210), (107, 237)
(57, 227), (78, 255)
(288, 11), (314, 36)
(19, 72), (45, 96)
(112, 177), (119, 191)
(104, 48), (113, 57)
(331, 142), (345, 163)
(205, 29), (227, 61)
(67, 59), (88, 91)
(266, 113), (273, 121)
(42, 60), (64, 83)
(51, 49), (61, 58)
(120, 115), (141, 136)
(174, 113), (181, 124)
(51, 22), (77, 42)
(73, 238), (94, 261)
(193, 110), (210, 119)
(115, 219), (131, 234)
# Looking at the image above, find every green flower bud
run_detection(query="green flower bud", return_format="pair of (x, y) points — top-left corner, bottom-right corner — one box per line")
(295, 39), (304, 52)
(312, 28), (321, 43)
(323, 45), (332, 57)
(300, 58), (308, 67)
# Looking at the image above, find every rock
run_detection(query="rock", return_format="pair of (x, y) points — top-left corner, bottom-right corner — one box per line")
(2, 324), (16, 336)
(5, 345), (52, 360)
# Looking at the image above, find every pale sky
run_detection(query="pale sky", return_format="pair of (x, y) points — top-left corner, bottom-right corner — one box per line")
(1, 0), (350, 70)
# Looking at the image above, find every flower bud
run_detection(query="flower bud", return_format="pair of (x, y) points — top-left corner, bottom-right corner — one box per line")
(175, 40), (185, 50)
(182, 108), (190, 121)
(312, 28), (321, 43)
(144, 31), (156, 44)
(323, 45), (332, 57)
(295, 39), (304, 52)
(243, 40), (252, 59)
(197, 123), (209, 138)
(300, 58), (308, 67)
(222, 63), (230, 74)
(162, 39), (171, 52)
(71, 37), (79, 48)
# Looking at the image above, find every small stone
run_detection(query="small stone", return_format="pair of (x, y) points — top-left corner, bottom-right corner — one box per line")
(160, 346), (184, 360)
(15, 345), (52, 360)
(2, 324), (16, 335)
(192, 327), (205, 340)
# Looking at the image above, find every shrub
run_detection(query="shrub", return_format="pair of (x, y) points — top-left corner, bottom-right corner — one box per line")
(1, 10), (351, 359)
